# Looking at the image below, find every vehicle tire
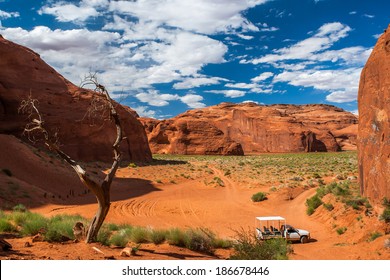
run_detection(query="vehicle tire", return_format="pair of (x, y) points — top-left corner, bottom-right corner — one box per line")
(300, 236), (308, 244)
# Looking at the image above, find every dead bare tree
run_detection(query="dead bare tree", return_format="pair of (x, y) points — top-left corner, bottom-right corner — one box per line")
(19, 74), (123, 243)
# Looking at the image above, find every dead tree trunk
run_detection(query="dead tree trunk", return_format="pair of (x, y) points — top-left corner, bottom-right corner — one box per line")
(19, 75), (123, 243)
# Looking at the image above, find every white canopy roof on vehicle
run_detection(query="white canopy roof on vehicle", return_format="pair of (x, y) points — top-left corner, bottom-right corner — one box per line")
(256, 216), (285, 221)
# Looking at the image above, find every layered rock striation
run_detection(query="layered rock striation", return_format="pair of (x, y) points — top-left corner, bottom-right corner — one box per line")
(0, 35), (152, 162)
(358, 25), (390, 205)
(141, 102), (358, 155)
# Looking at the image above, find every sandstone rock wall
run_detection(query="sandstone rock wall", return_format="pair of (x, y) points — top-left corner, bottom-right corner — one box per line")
(358, 25), (390, 205)
(141, 102), (357, 155)
(0, 36), (152, 162)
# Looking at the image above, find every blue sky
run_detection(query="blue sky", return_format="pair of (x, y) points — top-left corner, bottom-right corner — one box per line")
(0, 0), (389, 119)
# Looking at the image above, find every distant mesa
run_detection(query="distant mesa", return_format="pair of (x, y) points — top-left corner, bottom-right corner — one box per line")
(140, 102), (358, 156)
(358, 24), (390, 207)
(0, 36), (152, 163)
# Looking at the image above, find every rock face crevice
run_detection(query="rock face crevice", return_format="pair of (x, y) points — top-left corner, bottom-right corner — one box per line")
(0, 36), (152, 162)
(358, 25), (390, 206)
(141, 102), (358, 155)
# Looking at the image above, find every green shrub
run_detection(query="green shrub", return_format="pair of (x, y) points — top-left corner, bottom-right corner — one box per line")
(382, 198), (390, 207)
(346, 197), (367, 210)
(96, 227), (111, 246)
(380, 207), (390, 223)
(106, 223), (120, 231)
(229, 228), (290, 260)
(368, 232), (382, 242)
(130, 227), (150, 243)
(44, 215), (86, 242)
(12, 204), (27, 212)
(323, 203), (334, 211)
(109, 227), (133, 247)
(336, 227), (347, 235)
(251, 192), (267, 202)
(149, 229), (168, 245)
(20, 213), (48, 236)
(213, 177), (224, 187)
(0, 219), (16, 233)
(167, 228), (188, 247)
(212, 238), (233, 249)
(306, 195), (323, 215)
(184, 228), (216, 255)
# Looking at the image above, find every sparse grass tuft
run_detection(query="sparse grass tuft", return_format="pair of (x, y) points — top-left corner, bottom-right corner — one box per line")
(368, 232), (382, 242)
(336, 227), (347, 235)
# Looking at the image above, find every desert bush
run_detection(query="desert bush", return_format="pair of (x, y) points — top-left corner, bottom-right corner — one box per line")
(184, 228), (216, 254)
(290, 176), (303, 181)
(336, 227), (347, 235)
(106, 223), (120, 231)
(251, 192), (267, 202)
(130, 226), (150, 243)
(306, 194), (323, 215)
(0, 219), (16, 233)
(212, 238), (233, 249)
(45, 215), (87, 242)
(346, 197), (367, 210)
(213, 177), (224, 187)
(313, 173), (322, 179)
(323, 203), (334, 211)
(368, 232), (382, 242)
(229, 228), (290, 260)
(380, 207), (390, 223)
(96, 227), (111, 246)
(382, 198), (390, 207)
(167, 228), (188, 247)
(19, 213), (48, 236)
(12, 204), (27, 212)
(109, 227), (133, 247)
(149, 229), (168, 245)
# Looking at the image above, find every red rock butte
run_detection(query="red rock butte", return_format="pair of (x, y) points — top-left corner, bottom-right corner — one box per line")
(140, 102), (358, 156)
(0, 35), (152, 163)
(358, 24), (390, 206)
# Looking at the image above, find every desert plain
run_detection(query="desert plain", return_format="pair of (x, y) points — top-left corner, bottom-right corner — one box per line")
(1, 133), (389, 260)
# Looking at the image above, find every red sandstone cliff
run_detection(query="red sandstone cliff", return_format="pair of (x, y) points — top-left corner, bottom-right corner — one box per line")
(358, 25), (390, 206)
(0, 35), (152, 162)
(140, 102), (357, 155)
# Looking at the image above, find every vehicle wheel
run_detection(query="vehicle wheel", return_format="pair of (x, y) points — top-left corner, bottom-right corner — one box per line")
(300, 236), (309, 244)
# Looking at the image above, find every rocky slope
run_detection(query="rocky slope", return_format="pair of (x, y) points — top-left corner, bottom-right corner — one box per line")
(140, 102), (358, 155)
(358, 25), (390, 207)
(0, 35), (152, 162)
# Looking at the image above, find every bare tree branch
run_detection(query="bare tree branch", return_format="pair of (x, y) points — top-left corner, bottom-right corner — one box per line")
(19, 75), (125, 243)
